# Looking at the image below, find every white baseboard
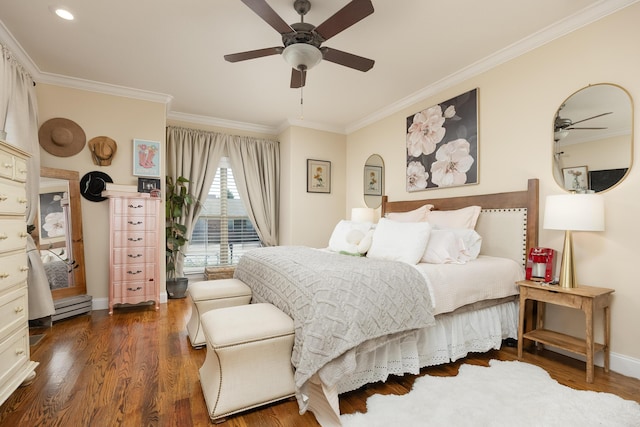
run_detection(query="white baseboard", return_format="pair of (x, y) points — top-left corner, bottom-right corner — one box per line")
(91, 292), (168, 311)
(546, 346), (640, 380)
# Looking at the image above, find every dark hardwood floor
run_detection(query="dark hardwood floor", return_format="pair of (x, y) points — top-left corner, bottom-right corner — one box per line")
(2, 298), (639, 427)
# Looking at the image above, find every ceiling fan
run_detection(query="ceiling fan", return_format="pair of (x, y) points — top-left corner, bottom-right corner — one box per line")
(554, 107), (612, 141)
(224, 0), (375, 88)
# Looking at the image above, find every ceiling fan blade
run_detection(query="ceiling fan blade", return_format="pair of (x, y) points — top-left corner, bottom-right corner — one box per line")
(314, 0), (374, 41)
(569, 111), (613, 126)
(240, 0), (294, 34)
(290, 68), (306, 88)
(322, 47), (374, 72)
(224, 47), (283, 63)
(566, 126), (607, 130)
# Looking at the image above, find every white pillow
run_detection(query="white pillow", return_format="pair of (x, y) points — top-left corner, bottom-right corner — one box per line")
(421, 229), (482, 264)
(328, 220), (374, 253)
(367, 218), (432, 265)
(425, 206), (481, 229)
(386, 204), (433, 222)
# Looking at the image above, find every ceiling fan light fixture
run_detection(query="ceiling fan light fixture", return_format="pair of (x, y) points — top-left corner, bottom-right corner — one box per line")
(282, 43), (322, 71)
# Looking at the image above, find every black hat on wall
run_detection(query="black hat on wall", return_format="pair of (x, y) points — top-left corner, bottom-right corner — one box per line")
(80, 171), (113, 202)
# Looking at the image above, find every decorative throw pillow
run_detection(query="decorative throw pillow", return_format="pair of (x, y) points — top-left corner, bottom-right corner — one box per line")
(421, 229), (482, 264)
(367, 218), (432, 264)
(425, 205), (481, 229)
(328, 220), (374, 254)
(386, 204), (434, 222)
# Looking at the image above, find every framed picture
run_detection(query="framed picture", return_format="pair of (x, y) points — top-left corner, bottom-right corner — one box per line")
(307, 159), (331, 193)
(138, 177), (161, 193)
(364, 165), (382, 196)
(406, 88), (478, 191)
(133, 139), (161, 177)
(562, 166), (589, 191)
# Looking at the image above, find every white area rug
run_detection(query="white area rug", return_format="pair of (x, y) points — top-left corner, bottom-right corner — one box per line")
(340, 360), (640, 427)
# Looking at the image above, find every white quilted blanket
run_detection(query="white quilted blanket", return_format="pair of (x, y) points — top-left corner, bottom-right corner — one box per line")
(234, 246), (435, 412)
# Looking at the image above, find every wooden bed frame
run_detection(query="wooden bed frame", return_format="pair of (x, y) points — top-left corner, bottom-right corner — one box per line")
(381, 178), (540, 261)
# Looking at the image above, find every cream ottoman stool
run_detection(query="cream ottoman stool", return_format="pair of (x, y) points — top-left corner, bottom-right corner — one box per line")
(186, 278), (252, 347)
(199, 303), (296, 423)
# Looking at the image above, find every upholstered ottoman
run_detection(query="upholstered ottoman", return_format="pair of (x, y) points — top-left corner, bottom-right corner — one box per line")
(186, 278), (252, 347)
(199, 303), (296, 423)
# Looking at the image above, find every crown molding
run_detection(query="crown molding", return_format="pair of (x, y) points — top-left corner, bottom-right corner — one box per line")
(344, 0), (640, 134)
(167, 111), (279, 135)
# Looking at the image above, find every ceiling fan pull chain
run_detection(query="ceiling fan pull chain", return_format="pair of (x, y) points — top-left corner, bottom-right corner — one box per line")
(300, 86), (304, 120)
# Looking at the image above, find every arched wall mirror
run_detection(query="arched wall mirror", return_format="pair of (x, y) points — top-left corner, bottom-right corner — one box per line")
(553, 83), (633, 193)
(364, 154), (384, 208)
(34, 167), (87, 299)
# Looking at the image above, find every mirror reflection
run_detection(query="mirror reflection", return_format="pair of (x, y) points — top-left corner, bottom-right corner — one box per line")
(553, 83), (633, 193)
(364, 154), (384, 208)
(36, 167), (87, 299)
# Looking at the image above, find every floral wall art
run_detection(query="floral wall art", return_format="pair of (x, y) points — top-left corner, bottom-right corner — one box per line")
(406, 88), (478, 191)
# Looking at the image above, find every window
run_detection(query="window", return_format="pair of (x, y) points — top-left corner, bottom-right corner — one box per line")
(183, 158), (261, 274)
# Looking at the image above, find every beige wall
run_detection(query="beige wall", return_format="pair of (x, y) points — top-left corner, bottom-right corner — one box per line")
(346, 4), (640, 374)
(36, 84), (166, 305)
(278, 126), (347, 247)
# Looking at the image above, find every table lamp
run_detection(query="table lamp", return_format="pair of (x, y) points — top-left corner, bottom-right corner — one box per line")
(351, 207), (375, 223)
(543, 193), (605, 288)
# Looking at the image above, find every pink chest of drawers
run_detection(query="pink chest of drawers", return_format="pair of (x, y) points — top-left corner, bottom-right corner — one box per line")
(107, 195), (160, 314)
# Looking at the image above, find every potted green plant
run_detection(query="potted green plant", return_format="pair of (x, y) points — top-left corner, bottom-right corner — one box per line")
(165, 175), (195, 298)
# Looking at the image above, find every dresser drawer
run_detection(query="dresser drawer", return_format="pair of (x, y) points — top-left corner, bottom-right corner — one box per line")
(0, 253), (28, 294)
(112, 215), (157, 231)
(112, 231), (157, 248)
(0, 287), (27, 341)
(0, 151), (14, 180)
(112, 198), (157, 216)
(0, 327), (29, 390)
(12, 157), (27, 183)
(112, 263), (156, 283)
(0, 219), (28, 254)
(111, 281), (157, 302)
(113, 247), (156, 264)
(0, 179), (27, 215)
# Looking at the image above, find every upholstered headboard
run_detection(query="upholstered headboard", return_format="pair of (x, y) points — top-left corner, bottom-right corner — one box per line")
(381, 179), (539, 266)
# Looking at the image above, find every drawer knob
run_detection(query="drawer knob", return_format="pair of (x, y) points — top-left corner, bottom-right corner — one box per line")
(15, 349), (25, 355)
(128, 204), (143, 208)
(127, 286), (143, 291)
(19, 232), (28, 238)
(127, 221), (143, 225)
(3, 163), (12, 169)
(14, 306), (24, 313)
(0, 234), (7, 240)
(127, 237), (143, 242)
(19, 266), (29, 272)
(127, 254), (143, 258)
(0, 273), (9, 279)
(127, 270), (143, 275)
(0, 194), (7, 201)
(18, 198), (28, 204)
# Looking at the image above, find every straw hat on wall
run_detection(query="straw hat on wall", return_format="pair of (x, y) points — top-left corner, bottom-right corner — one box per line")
(38, 118), (86, 157)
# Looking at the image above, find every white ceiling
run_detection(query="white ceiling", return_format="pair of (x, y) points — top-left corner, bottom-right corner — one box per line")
(0, 0), (636, 134)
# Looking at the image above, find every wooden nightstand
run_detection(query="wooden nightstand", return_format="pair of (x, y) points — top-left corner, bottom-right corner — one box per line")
(516, 280), (614, 383)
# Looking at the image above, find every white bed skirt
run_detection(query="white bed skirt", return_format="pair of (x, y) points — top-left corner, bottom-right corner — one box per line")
(336, 299), (519, 394)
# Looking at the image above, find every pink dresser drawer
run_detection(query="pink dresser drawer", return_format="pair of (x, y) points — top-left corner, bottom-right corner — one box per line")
(112, 247), (156, 264)
(112, 231), (156, 248)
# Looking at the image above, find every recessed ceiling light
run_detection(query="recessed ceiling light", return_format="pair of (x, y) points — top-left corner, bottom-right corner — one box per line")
(53, 7), (74, 21)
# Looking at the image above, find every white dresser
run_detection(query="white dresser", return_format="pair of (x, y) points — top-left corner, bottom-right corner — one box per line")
(107, 194), (160, 314)
(0, 140), (38, 407)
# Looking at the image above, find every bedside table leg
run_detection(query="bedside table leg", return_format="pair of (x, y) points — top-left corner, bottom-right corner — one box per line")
(518, 293), (525, 358)
(604, 305), (611, 373)
(585, 301), (595, 383)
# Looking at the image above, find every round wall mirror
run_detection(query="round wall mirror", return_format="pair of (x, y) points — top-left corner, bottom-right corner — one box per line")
(364, 154), (384, 208)
(553, 83), (633, 193)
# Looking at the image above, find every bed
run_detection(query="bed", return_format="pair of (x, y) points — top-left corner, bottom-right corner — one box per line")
(234, 178), (539, 426)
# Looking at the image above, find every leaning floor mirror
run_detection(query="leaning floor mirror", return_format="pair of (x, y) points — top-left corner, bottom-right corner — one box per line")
(36, 167), (87, 299)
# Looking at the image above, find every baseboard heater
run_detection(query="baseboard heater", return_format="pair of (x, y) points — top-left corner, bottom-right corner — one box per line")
(53, 294), (93, 322)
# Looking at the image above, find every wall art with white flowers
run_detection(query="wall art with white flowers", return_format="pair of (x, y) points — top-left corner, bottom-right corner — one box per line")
(406, 88), (478, 191)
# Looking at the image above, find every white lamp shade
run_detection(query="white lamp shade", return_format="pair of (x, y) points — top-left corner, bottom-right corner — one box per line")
(351, 207), (374, 223)
(543, 194), (605, 231)
(282, 43), (322, 71)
